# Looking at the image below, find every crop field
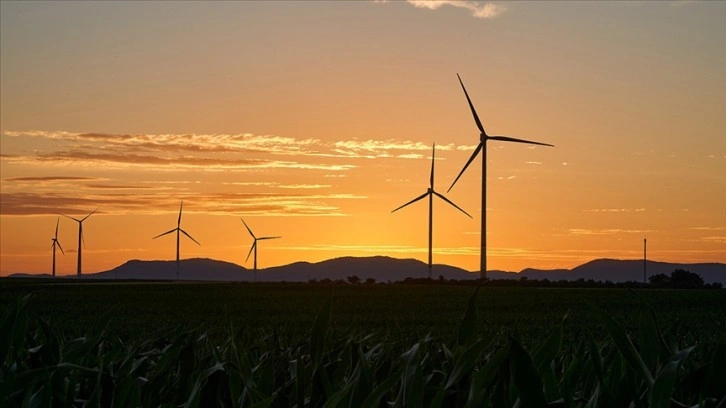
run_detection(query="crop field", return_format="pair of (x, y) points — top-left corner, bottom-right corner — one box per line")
(1, 280), (725, 346)
(2, 279), (725, 406)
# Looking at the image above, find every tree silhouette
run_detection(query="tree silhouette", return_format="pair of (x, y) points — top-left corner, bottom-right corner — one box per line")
(649, 269), (704, 289)
(670, 269), (704, 289)
(648, 273), (670, 288)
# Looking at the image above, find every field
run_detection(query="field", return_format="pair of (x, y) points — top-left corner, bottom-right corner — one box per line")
(2, 279), (725, 406)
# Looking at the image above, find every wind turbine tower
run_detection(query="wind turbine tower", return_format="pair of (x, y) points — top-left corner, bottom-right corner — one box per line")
(241, 218), (281, 282)
(392, 143), (472, 279)
(448, 74), (554, 280)
(50, 217), (64, 277)
(62, 208), (98, 277)
(153, 201), (200, 280)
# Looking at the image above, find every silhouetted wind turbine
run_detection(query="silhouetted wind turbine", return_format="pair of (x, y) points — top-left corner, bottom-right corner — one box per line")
(153, 201), (200, 281)
(241, 218), (281, 282)
(392, 143), (472, 279)
(50, 217), (64, 278)
(448, 74), (554, 280)
(62, 208), (98, 278)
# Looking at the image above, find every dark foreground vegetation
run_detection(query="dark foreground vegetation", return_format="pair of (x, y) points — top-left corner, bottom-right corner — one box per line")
(1, 280), (725, 407)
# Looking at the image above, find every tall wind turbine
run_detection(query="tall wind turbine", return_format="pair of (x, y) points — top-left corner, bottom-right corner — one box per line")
(241, 218), (281, 282)
(50, 217), (64, 278)
(153, 201), (200, 280)
(448, 74), (554, 280)
(62, 208), (98, 278)
(392, 143), (472, 279)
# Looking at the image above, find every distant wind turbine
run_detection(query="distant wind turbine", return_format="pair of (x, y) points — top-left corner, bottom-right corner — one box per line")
(153, 201), (200, 280)
(50, 217), (64, 278)
(392, 143), (472, 279)
(241, 218), (281, 282)
(448, 74), (554, 280)
(62, 208), (98, 277)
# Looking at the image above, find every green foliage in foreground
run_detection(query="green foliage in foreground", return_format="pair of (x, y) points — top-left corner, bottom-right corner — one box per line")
(2, 289), (725, 407)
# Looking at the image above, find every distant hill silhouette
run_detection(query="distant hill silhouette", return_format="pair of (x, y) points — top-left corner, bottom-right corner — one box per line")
(514, 259), (726, 284)
(7, 257), (726, 284)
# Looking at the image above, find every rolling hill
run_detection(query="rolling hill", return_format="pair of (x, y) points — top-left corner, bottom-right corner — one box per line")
(10, 256), (724, 284)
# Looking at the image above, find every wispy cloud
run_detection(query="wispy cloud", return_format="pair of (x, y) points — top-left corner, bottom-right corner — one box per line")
(2, 130), (473, 168)
(583, 208), (646, 213)
(405, 0), (506, 19)
(3, 176), (100, 182)
(0, 191), (367, 217)
(2, 151), (355, 172)
(568, 228), (651, 236)
(278, 244), (481, 256)
(277, 184), (331, 189)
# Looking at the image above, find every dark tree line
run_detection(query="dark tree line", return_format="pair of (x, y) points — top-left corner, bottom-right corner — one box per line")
(306, 269), (722, 289)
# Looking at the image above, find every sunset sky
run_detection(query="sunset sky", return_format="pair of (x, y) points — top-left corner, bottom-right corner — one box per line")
(1, 1), (724, 276)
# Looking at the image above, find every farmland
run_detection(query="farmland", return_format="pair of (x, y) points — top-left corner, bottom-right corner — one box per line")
(2, 279), (725, 406)
(1, 280), (725, 347)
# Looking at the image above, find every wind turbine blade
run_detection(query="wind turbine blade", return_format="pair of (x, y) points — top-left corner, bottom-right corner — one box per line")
(178, 201), (183, 227)
(152, 228), (177, 239)
(457, 73), (486, 135)
(430, 143), (435, 188)
(61, 214), (81, 222)
(433, 191), (473, 218)
(81, 207), (99, 222)
(258, 236), (281, 240)
(245, 242), (256, 262)
(81, 230), (86, 249)
(447, 143), (483, 193)
(240, 218), (256, 239)
(55, 217), (60, 237)
(488, 135), (554, 147)
(391, 192), (429, 213)
(57, 241), (65, 255)
(180, 229), (201, 245)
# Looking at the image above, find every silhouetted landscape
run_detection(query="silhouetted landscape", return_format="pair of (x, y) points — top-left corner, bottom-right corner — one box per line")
(9, 256), (725, 284)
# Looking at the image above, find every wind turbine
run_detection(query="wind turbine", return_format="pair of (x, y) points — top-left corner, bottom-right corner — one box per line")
(62, 208), (98, 278)
(153, 201), (200, 281)
(50, 217), (64, 278)
(392, 143), (472, 279)
(241, 218), (281, 282)
(448, 74), (554, 280)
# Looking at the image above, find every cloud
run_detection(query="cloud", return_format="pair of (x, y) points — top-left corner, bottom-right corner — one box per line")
(3, 176), (100, 182)
(277, 244), (481, 256)
(582, 208), (646, 213)
(0, 190), (367, 217)
(568, 228), (651, 236)
(406, 0), (506, 19)
(2, 151), (355, 172)
(2, 130), (473, 166)
(277, 184), (331, 189)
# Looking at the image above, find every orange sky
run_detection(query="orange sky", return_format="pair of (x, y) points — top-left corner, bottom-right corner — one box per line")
(1, 1), (724, 276)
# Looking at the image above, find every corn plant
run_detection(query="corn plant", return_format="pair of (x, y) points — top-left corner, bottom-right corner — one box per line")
(1, 288), (724, 407)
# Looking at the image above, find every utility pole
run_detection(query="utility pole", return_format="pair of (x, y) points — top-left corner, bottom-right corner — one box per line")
(643, 238), (647, 284)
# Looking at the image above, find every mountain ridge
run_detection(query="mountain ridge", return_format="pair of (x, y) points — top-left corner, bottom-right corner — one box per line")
(7, 256), (726, 284)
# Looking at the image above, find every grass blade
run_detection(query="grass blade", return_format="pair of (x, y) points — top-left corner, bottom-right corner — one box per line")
(589, 303), (654, 386)
(457, 285), (481, 347)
